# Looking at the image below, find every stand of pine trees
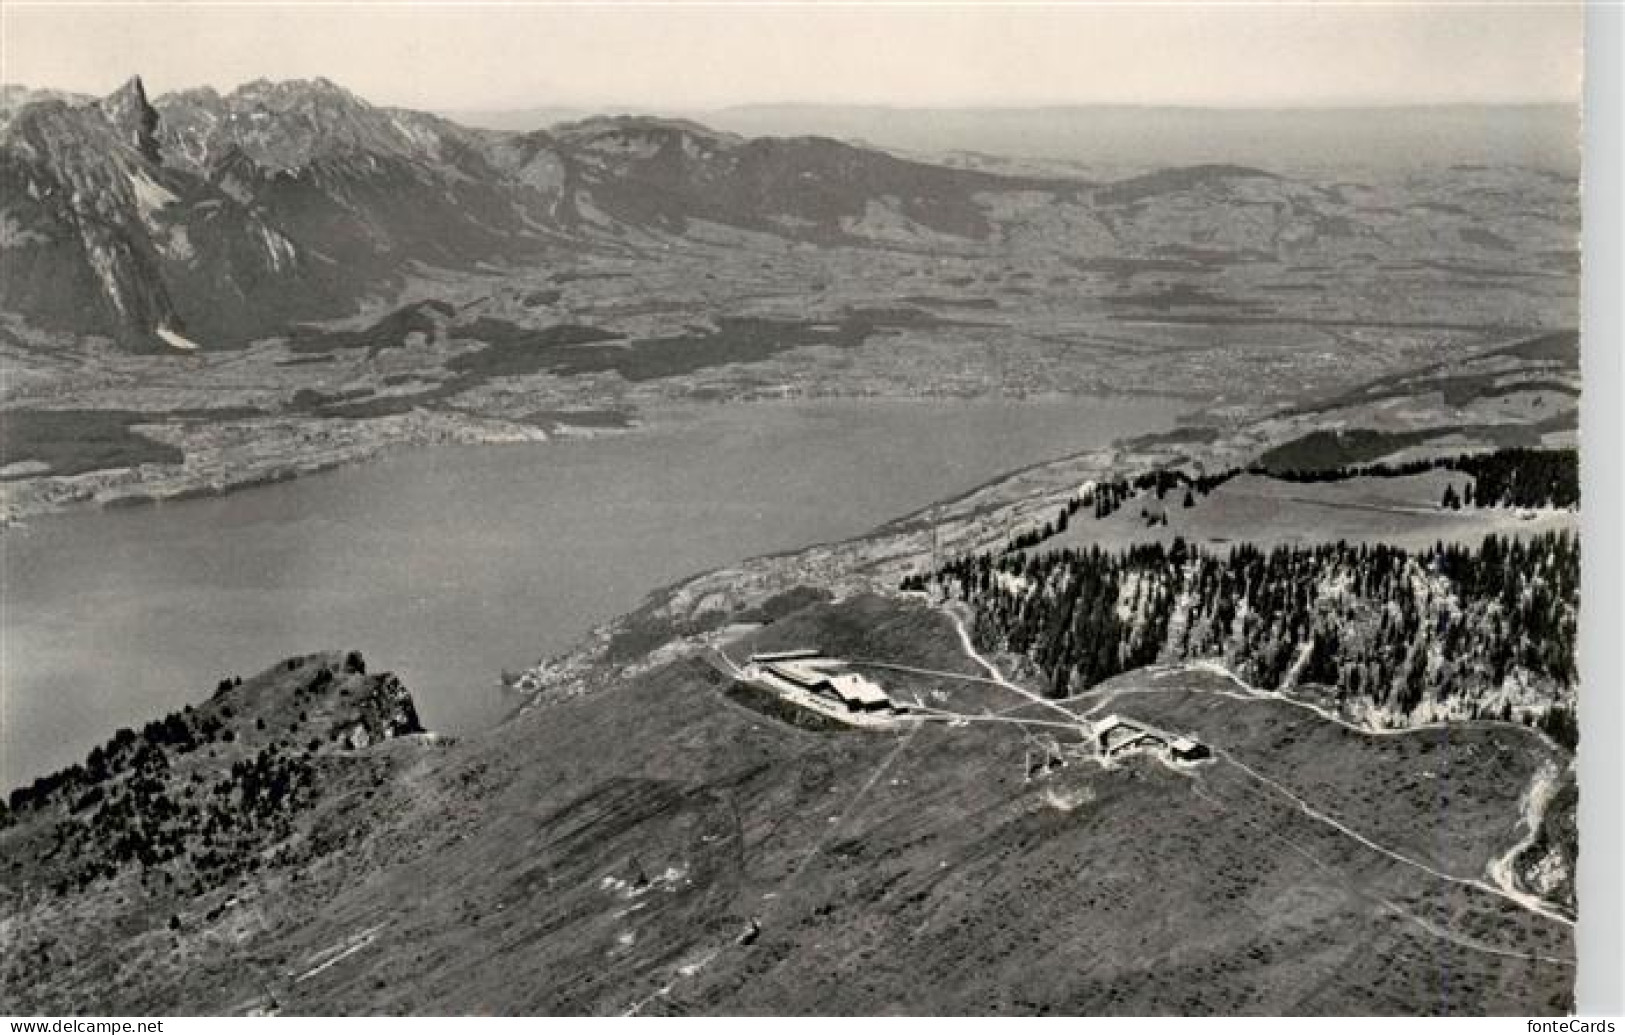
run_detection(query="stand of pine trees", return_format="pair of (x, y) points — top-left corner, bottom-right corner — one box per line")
(987, 448), (1577, 560)
(905, 529), (1578, 743)
(1084, 467), (1241, 521)
(1265, 447), (1578, 509)
(999, 468), (1242, 553)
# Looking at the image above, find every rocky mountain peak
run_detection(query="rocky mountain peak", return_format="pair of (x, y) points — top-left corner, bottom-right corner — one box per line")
(152, 76), (436, 176)
(1, 83), (93, 119)
(100, 74), (161, 161)
(227, 76), (368, 115)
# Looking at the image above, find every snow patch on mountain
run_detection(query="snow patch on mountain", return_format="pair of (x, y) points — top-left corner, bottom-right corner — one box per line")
(155, 326), (201, 351)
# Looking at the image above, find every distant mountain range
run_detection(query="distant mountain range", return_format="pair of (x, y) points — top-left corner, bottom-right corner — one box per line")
(0, 77), (1062, 349)
(451, 102), (1582, 177)
(0, 78), (1579, 351)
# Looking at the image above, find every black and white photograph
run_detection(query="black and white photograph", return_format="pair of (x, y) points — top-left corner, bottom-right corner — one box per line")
(0, 0), (1616, 1019)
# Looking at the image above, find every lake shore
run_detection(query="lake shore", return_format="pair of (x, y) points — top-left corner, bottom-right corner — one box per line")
(0, 389), (1206, 530)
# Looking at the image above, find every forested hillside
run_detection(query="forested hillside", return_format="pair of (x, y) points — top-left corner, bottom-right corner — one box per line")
(1268, 447), (1579, 510)
(1001, 448), (1577, 550)
(906, 529), (1578, 740)
(0, 652), (423, 898)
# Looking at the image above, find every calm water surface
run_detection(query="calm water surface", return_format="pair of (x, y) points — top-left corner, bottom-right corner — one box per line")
(1, 396), (1186, 787)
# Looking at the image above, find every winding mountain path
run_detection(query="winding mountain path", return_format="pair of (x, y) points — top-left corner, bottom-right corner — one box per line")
(935, 621), (1577, 932)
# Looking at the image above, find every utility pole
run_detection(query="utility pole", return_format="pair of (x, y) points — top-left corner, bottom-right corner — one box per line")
(931, 504), (941, 575)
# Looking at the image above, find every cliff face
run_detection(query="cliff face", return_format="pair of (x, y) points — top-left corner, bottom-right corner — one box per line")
(0, 83), (184, 344)
(0, 77), (525, 349)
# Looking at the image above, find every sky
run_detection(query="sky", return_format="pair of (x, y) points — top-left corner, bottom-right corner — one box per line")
(0, 1), (1584, 112)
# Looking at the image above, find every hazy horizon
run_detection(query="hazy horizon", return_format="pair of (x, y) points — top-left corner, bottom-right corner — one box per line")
(2, 2), (1582, 113)
(0, 76), (1582, 116)
(3, 71), (1579, 175)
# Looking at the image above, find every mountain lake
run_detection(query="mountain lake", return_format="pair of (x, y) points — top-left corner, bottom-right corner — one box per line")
(1, 395), (1188, 788)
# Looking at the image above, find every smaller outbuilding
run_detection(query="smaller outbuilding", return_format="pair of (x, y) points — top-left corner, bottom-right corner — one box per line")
(1168, 736), (1211, 762)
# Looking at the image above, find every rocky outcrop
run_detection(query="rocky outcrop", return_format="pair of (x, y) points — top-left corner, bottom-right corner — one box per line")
(335, 671), (425, 750)
(0, 649), (432, 923)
